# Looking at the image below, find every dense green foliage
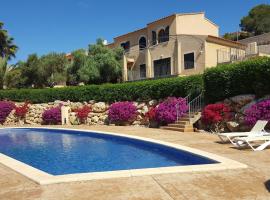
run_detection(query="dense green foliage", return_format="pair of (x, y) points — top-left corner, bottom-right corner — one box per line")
(203, 57), (270, 103)
(223, 4), (270, 40)
(223, 32), (252, 41)
(0, 58), (8, 89)
(240, 4), (270, 35)
(0, 75), (203, 103)
(18, 53), (69, 88)
(6, 39), (123, 89)
(1, 57), (270, 104)
(0, 22), (18, 60)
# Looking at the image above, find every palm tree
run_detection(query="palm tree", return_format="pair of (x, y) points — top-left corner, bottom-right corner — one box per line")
(0, 22), (18, 60)
(0, 57), (11, 89)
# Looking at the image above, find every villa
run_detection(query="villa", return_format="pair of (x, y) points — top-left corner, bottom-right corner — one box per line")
(107, 12), (246, 81)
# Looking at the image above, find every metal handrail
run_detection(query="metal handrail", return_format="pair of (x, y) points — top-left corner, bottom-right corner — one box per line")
(176, 94), (191, 122)
(188, 93), (203, 123)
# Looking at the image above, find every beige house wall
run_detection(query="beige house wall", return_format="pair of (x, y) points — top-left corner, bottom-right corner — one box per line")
(114, 28), (147, 48)
(205, 42), (246, 68)
(176, 13), (219, 37)
(178, 35), (206, 76)
(205, 42), (228, 68)
(108, 13), (245, 81)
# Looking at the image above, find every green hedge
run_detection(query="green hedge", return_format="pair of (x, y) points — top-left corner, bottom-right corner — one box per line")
(0, 75), (203, 103)
(203, 57), (270, 103)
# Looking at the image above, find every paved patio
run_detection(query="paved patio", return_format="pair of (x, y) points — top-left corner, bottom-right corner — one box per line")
(0, 125), (269, 200)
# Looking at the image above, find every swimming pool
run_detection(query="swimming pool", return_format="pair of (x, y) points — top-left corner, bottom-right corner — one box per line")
(0, 128), (247, 184)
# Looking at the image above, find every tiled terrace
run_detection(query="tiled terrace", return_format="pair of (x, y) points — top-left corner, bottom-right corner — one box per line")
(0, 125), (269, 200)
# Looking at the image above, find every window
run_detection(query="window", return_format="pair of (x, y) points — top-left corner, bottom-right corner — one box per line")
(120, 41), (130, 51)
(153, 58), (171, 77)
(140, 64), (146, 78)
(164, 26), (169, 42)
(139, 37), (147, 50)
(152, 31), (157, 45)
(158, 29), (165, 43)
(158, 26), (169, 43)
(184, 52), (195, 69)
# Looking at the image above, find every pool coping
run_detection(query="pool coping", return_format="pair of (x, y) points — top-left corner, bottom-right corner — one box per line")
(0, 127), (248, 185)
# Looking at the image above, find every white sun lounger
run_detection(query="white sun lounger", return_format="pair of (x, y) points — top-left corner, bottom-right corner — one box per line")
(232, 135), (270, 151)
(217, 120), (269, 144)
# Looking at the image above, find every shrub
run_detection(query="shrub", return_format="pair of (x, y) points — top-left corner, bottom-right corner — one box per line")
(244, 99), (270, 126)
(15, 102), (30, 119)
(155, 97), (188, 124)
(42, 106), (62, 125)
(0, 101), (15, 124)
(203, 57), (270, 103)
(0, 75), (202, 103)
(75, 105), (91, 123)
(108, 101), (137, 125)
(201, 103), (231, 131)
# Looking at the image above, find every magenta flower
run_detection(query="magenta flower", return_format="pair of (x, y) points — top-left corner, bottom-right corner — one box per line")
(0, 101), (15, 124)
(108, 101), (137, 124)
(155, 97), (188, 124)
(42, 106), (62, 125)
(245, 99), (270, 126)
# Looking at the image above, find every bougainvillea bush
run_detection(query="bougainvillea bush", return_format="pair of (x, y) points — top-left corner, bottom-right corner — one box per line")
(155, 97), (188, 124)
(0, 101), (15, 124)
(15, 102), (30, 119)
(201, 103), (231, 132)
(108, 101), (137, 125)
(75, 105), (91, 124)
(244, 99), (270, 126)
(42, 106), (62, 125)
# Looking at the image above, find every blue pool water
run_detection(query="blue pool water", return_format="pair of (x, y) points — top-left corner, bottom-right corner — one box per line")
(0, 128), (217, 175)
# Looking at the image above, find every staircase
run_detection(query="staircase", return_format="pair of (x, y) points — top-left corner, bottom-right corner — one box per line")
(161, 94), (203, 132)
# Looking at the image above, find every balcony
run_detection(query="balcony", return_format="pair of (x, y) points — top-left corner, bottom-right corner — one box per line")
(217, 42), (270, 64)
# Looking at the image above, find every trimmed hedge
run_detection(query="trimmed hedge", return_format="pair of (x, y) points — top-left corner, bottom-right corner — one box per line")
(0, 75), (203, 103)
(203, 57), (270, 103)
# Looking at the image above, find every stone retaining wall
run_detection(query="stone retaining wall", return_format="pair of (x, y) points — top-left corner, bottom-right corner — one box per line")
(4, 100), (158, 126)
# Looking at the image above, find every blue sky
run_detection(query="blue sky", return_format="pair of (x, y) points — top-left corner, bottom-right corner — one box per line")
(1, 0), (270, 63)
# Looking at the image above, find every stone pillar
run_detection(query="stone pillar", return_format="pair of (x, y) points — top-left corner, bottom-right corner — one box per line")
(175, 38), (182, 75)
(61, 105), (70, 125)
(122, 54), (128, 81)
(145, 48), (152, 78)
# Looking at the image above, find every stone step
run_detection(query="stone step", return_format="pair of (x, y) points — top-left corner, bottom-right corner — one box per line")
(178, 117), (191, 122)
(161, 126), (194, 132)
(174, 121), (190, 125)
(167, 123), (193, 129)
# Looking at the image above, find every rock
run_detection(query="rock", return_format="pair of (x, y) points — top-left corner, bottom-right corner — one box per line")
(230, 95), (255, 107)
(99, 115), (107, 121)
(141, 106), (149, 115)
(69, 115), (78, 125)
(91, 116), (99, 123)
(89, 100), (95, 104)
(62, 101), (69, 106)
(148, 100), (157, 106)
(137, 103), (146, 109)
(136, 115), (143, 121)
(226, 121), (240, 132)
(132, 121), (141, 125)
(92, 102), (107, 113)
